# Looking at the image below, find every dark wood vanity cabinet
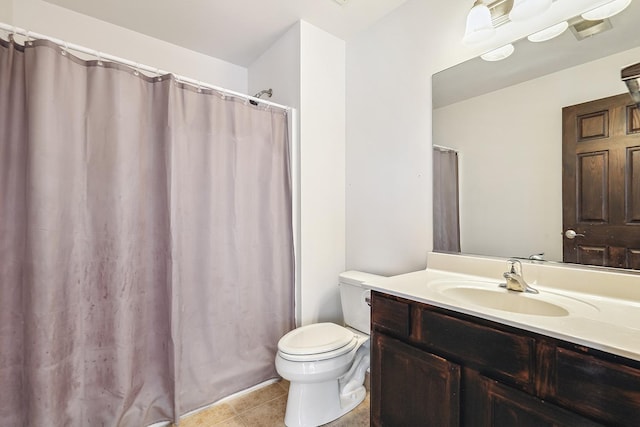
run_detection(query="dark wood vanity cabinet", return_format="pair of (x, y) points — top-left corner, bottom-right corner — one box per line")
(370, 291), (640, 427)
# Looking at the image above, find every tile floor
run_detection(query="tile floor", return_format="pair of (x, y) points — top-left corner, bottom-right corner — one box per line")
(175, 378), (370, 427)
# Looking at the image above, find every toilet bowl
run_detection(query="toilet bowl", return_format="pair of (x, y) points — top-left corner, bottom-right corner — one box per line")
(275, 271), (381, 427)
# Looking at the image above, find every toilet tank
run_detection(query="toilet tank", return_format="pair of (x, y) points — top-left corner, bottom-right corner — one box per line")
(339, 271), (385, 334)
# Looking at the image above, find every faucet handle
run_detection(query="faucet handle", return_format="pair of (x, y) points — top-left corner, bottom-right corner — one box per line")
(528, 252), (545, 261)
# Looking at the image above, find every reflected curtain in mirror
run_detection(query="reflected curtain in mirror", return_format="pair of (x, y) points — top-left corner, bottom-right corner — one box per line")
(433, 148), (461, 253)
(0, 37), (294, 426)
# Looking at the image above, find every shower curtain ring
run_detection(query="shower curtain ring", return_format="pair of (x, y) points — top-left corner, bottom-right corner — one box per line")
(156, 69), (162, 82)
(133, 63), (140, 76)
(25, 31), (32, 46)
(96, 52), (103, 66)
(61, 42), (68, 56)
(197, 81), (202, 93)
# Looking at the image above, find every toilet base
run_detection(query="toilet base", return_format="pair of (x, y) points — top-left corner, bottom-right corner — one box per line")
(283, 380), (366, 427)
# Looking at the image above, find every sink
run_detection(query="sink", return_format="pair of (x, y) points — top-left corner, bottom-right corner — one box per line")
(427, 280), (598, 317)
(442, 287), (568, 317)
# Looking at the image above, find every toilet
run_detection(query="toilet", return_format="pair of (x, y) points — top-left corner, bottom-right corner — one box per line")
(275, 271), (380, 427)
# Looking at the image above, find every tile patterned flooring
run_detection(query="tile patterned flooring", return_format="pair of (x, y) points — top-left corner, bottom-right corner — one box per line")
(175, 379), (370, 427)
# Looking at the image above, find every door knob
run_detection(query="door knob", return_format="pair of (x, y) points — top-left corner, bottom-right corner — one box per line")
(565, 229), (585, 239)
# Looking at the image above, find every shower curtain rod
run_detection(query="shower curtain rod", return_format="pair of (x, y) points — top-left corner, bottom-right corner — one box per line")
(0, 23), (291, 112)
(433, 144), (459, 152)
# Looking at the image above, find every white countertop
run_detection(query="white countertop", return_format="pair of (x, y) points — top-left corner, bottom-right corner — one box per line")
(364, 264), (640, 362)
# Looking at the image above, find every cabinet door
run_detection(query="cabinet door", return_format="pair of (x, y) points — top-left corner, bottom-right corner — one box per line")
(541, 346), (640, 426)
(464, 369), (603, 427)
(371, 332), (460, 427)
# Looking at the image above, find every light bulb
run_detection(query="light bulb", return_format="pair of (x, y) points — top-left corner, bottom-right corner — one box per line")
(481, 44), (515, 61)
(527, 21), (569, 42)
(463, 3), (496, 44)
(582, 0), (632, 20)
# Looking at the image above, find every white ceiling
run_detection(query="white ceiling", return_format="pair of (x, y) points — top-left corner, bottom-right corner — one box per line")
(44, 0), (409, 67)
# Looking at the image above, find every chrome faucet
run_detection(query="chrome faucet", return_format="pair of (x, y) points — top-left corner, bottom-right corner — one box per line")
(500, 259), (538, 294)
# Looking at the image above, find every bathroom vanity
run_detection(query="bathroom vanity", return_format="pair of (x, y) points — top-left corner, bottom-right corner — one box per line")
(367, 253), (640, 426)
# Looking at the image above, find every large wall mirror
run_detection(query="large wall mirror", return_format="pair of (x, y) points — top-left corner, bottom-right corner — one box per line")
(432, 0), (640, 268)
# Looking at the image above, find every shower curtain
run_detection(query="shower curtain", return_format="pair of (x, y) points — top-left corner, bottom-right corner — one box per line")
(433, 148), (461, 253)
(0, 37), (294, 426)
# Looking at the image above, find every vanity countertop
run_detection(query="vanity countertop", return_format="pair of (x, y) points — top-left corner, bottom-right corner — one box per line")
(364, 263), (640, 362)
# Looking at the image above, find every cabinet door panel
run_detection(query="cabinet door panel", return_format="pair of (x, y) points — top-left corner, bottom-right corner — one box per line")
(464, 369), (603, 427)
(549, 347), (640, 426)
(371, 291), (411, 338)
(371, 332), (460, 427)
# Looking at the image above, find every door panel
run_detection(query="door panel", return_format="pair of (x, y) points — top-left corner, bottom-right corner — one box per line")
(628, 105), (640, 133)
(577, 151), (608, 222)
(562, 93), (640, 269)
(577, 110), (608, 141)
(371, 333), (460, 427)
(628, 147), (640, 222)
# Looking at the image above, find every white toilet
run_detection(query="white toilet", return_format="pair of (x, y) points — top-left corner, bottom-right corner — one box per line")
(275, 271), (380, 427)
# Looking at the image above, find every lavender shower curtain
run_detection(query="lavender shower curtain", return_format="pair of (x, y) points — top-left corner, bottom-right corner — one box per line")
(433, 148), (461, 253)
(0, 37), (294, 426)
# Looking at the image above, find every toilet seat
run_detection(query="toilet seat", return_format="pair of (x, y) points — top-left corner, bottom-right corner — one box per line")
(278, 323), (357, 362)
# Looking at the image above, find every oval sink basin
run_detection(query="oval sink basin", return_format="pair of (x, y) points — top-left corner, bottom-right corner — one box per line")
(427, 280), (598, 317)
(442, 287), (568, 317)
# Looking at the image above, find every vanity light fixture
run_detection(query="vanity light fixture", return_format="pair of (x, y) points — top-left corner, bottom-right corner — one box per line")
(463, 0), (496, 44)
(481, 43), (515, 61)
(509, 0), (552, 22)
(622, 62), (640, 108)
(465, 0), (632, 58)
(527, 20), (569, 42)
(581, 0), (632, 20)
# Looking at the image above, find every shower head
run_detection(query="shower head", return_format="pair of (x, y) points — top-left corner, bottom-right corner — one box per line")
(250, 88), (273, 106)
(253, 88), (273, 99)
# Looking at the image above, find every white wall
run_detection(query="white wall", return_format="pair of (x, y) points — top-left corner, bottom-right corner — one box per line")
(434, 46), (640, 262)
(346, 0), (459, 276)
(0, 0), (11, 23)
(7, 0), (247, 92)
(248, 22), (301, 110)
(299, 21), (346, 325)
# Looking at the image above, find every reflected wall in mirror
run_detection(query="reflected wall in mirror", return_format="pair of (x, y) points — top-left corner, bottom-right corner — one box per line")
(432, 0), (640, 267)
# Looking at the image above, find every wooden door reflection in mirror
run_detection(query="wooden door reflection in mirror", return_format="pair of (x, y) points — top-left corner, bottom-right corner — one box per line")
(562, 93), (640, 269)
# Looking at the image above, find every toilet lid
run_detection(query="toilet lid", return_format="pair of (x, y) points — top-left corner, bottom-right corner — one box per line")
(278, 323), (355, 356)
